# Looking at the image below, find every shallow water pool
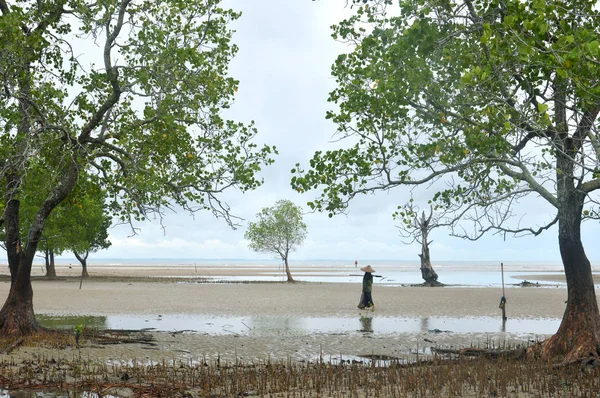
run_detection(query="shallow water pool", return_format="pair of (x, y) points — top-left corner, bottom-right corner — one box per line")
(37, 313), (560, 338)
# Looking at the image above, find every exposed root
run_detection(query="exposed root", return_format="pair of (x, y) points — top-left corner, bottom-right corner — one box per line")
(551, 356), (600, 369)
(1, 338), (24, 354)
(0, 328), (73, 351)
(411, 280), (445, 287)
(535, 342), (600, 369)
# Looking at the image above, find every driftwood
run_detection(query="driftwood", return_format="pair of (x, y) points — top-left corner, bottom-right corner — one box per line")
(88, 330), (157, 346)
(433, 347), (526, 359)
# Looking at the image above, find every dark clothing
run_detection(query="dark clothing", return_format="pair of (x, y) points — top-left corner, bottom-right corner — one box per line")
(358, 273), (374, 309)
(362, 273), (373, 292)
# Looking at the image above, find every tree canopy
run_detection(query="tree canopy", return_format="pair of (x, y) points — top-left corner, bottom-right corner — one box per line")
(0, 0), (275, 336)
(245, 200), (307, 282)
(56, 175), (112, 277)
(293, 0), (600, 361)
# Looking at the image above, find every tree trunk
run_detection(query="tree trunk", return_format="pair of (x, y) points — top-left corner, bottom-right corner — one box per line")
(0, 270), (42, 335)
(45, 248), (57, 279)
(0, 164), (79, 336)
(540, 192), (600, 362)
(81, 260), (89, 278)
(284, 257), (295, 282)
(74, 251), (89, 278)
(4, 197), (21, 287)
(418, 246), (441, 286)
(417, 210), (442, 287)
(540, 128), (600, 361)
(0, 223), (43, 336)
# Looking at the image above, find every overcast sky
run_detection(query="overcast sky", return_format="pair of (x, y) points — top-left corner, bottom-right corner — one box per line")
(72, 0), (599, 263)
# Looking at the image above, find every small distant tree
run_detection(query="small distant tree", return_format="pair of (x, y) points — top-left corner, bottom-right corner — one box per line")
(62, 178), (112, 278)
(72, 216), (111, 279)
(245, 200), (307, 282)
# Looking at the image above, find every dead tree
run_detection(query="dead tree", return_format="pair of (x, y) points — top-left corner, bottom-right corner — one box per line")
(397, 204), (446, 287)
(416, 209), (442, 286)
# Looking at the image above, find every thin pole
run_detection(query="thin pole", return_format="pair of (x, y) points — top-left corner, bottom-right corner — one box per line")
(501, 262), (505, 297)
(499, 262), (507, 321)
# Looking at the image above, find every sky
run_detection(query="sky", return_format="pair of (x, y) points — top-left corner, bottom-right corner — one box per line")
(64, 0), (600, 263)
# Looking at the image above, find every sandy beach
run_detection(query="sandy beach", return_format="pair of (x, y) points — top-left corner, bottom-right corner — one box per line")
(0, 263), (583, 367)
(0, 264), (598, 397)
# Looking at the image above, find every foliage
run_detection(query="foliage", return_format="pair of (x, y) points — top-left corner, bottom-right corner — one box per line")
(244, 200), (307, 261)
(292, 0), (600, 237)
(0, 0), (276, 233)
(0, 0), (275, 333)
(0, 170), (110, 259)
(58, 175), (112, 257)
(293, 0), (600, 359)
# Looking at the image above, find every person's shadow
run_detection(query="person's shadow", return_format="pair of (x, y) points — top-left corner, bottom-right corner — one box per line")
(359, 315), (373, 333)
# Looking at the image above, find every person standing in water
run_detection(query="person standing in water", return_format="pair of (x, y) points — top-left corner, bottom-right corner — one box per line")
(357, 265), (375, 309)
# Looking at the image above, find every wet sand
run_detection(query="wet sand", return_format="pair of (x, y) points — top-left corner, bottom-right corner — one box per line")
(23, 277), (570, 319)
(0, 264), (584, 366)
(519, 273), (600, 284)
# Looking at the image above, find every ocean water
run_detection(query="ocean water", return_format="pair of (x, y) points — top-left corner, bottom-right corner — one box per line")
(39, 258), (592, 288)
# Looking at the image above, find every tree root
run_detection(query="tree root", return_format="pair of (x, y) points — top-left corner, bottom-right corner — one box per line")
(411, 281), (445, 287)
(550, 356), (600, 369)
(1, 338), (24, 354)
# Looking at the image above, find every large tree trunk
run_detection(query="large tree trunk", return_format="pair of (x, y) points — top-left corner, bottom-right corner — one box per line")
(74, 251), (89, 278)
(539, 129), (600, 362)
(0, 165), (79, 337)
(0, 218), (43, 336)
(45, 249), (57, 279)
(541, 192), (600, 362)
(0, 195), (41, 334)
(0, 267), (42, 335)
(284, 257), (295, 282)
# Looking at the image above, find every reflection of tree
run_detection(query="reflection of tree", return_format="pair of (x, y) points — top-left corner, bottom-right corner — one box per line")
(420, 317), (430, 333)
(36, 315), (107, 330)
(248, 317), (303, 333)
(359, 316), (373, 333)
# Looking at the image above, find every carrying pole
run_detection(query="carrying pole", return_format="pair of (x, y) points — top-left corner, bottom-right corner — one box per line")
(499, 262), (507, 321)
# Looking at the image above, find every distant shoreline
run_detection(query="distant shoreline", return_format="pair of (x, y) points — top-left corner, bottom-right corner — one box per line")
(6, 262), (599, 288)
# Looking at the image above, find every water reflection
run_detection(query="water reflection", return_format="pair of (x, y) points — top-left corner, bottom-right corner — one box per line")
(37, 313), (560, 337)
(248, 317), (303, 333)
(36, 315), (107, 330)
(358, 316), (373, 333)
(188, 270), (567, 288)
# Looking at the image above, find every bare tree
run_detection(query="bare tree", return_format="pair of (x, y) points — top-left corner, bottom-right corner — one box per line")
(397, 204), (451, 286)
